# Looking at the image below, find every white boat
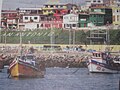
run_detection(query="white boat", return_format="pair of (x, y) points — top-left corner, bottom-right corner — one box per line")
(87, 51), (120, 73)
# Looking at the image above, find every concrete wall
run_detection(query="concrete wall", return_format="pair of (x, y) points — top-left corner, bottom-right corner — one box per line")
(0, 44), (120, 52)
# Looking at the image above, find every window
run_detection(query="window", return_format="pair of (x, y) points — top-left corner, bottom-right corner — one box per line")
(98, 0), (101, 2)
(37, 24), (39, 28)
(73, 24), (76, 27)
(113, 15), (115, 22)
(34, 17), (38, 20)
(45, 5), (48, 8)
(50, 5), (53, 8)
(60, 5), (63, 8)
(117, 15), (119, 21)
(56, 5), (58, 8)
(44, 10), (46, 12)
(67, 24), (70, 27)
(58, 10), (60, 14)
(25, 17), (28, 20)
(48, 10), (51, 12)
(93, 0), (96, 2)
(117, 9), (119, 12)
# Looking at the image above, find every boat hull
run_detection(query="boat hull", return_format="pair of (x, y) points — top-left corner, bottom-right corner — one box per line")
(9, 60), (45, 78)
(87, 59), (120, 73)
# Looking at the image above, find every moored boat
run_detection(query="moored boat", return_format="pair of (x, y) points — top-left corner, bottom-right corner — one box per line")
(0, 54), (7, 72)
(0, 61), (4, 72)
(87, 51), (120, 73)
(8, 54), (45, 78)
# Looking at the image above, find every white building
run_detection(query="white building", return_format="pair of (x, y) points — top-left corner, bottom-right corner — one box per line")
(19, 14), (42, 30)
(63, 14), (78, 29)
(23, 15), (40, 23)
(18, 7), (42, 14)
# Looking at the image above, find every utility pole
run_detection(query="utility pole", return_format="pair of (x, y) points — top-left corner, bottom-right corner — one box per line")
(69, 24), (72, 45)
(50, 24), (55, 56)
(5, 29), (7, 48)
(73, 29), (75, 45)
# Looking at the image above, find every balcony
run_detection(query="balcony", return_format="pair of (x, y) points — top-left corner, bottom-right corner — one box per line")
(41, 20), (63, 24)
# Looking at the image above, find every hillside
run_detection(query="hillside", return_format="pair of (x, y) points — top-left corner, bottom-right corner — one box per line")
(0, 29), (120, 45)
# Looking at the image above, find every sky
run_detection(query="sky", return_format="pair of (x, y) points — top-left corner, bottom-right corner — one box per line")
(2, 0), (85, 10)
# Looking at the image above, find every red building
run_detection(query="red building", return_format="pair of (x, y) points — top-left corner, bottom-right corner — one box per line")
(1, 10), (19, 29)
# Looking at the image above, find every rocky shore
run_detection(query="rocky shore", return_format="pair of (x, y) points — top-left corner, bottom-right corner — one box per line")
(36, 51), (87, 68)
(2, 51), (88, 68)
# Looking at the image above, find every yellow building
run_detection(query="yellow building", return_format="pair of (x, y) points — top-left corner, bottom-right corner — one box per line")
(110, 0), (120, 25)
(42, 0), (67, 15)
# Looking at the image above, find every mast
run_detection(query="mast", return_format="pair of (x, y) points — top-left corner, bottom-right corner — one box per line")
(19, 30), (22, 57)
(0, 0), (2, 28)
(0, 0), (3, 43)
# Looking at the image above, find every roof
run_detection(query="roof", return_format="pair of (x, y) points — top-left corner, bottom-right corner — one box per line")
(90, 12), (105, 14)
(44, 0), (67, 5)
(90, 6), (111, 9)
(45, 0), (62, 5)
(78, 13), (89, 15)
(23, 14), (40, 16)
(2, 10), (17, 13)
(19, 7), (42, 10)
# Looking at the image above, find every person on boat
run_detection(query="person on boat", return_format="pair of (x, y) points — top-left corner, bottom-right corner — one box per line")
(28, 46), (35, 54)
(105, 52), (112, 65)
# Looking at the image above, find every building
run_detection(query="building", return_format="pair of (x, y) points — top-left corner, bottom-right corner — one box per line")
(110, 0), (120, 25)
(16, 8), (43, 30)
(42, 0), (67, 15)
(89, 12), (105, 26)
(18, 14), (42, 30)
(63, 13), (78, 29)
(1, 10), (19, 29)
(41, 20), (63, 29)
(78, 13), (89, 27)
(84, 0), (104, 10)
(90, 5), (112, 26)
(91, 0), (104, 4)
(83, 0), (110, 11)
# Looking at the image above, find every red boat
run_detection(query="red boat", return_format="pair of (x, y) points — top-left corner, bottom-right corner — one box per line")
(8, 54), (45, 78)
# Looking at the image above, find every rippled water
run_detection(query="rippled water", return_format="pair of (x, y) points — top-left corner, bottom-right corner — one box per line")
(0, 67), (120, 90)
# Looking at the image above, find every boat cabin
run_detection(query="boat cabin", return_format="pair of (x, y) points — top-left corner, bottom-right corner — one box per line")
(17, 54), (36, 65)
(92, 52), (111, 63)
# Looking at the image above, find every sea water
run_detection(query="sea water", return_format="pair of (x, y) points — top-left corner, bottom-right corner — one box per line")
(0, 67), (119, 90)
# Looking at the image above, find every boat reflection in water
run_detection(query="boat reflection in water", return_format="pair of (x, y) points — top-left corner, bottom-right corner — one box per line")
(8, 53), (45, 78)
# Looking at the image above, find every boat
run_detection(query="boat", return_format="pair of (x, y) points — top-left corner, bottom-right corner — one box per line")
(87, 51), (120, 73)
(0, 54), (7, 72)
(8, 53), (45, 78)
(8, 30), (45, 78)
(113, 55), (120, 64)
(0, 60), (4, 72)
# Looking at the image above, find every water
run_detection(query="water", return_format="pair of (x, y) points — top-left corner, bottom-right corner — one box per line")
(0, 67), (120, 90)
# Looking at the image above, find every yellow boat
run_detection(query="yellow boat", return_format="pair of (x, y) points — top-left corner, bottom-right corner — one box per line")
(8, 54), (45, 78)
